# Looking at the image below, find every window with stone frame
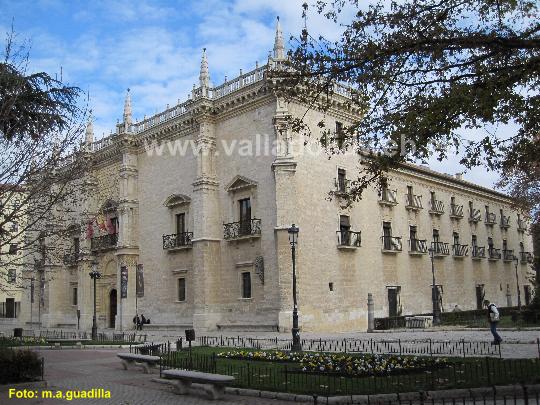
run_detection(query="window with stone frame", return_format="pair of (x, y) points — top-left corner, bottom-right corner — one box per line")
(241, 272), (252, 299)
(177, 278), (186, 302)
(72, 287), (78, 306)
(8, 269), (16, 284)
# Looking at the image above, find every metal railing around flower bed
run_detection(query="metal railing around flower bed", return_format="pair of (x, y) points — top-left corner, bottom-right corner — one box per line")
(196, 336), (502, 358)
(158, 351), (540, 397)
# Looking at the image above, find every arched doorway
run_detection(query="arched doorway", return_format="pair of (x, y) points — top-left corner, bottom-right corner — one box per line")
(109, 289), (117, 329)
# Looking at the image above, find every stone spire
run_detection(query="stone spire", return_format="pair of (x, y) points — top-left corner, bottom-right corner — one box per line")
(273, 16), (285, 60)
(199, 48), (210, 88)
(123, 88), (132, 130)
(85, 114), (94, 145)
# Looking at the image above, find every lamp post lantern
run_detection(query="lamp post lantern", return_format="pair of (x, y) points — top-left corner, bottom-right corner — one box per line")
(428, 246), (441, 326)
(288, 224), (301, 352)
(513, 255), (522, 311)
(89, 261), (102, 340)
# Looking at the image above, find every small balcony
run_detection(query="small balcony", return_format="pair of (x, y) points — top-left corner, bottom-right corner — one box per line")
(520, 251), (533, 264)
(163, 232), (193, 250)
(405, 194), (423, 210)
(334, 178), (350, 196)
(429, 199), (445, 215)
(431, 241), (450, 256)
(63, 252), (80, 266)
(378, 189), (398, 206)
(91, 233), (118, 251)
(502, 249), (515, 262)
(408, 239), (428, 255)
(485, 212), (497, 226)
(336, 230), (361, 249)
(452, 244), (469, 258)
(488, 247), (501, 260)
(469, 209), (481, 223)
(381, 236), (402, 253)
(450, 204), (464, 219)
(471, 246), (486, 259)
(517, 219), (527, 232)
(500, 216), (510, 229)
(224, 219), (261, 240)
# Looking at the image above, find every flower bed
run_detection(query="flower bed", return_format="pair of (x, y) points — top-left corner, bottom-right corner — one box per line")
(217, 350), (449, 376)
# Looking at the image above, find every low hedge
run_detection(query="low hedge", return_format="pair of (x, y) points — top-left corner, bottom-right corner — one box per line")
(0, 348), (42, 384)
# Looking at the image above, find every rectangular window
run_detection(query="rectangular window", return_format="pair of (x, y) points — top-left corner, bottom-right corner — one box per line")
(340, 215), (351, 245)
(472, 234), (477, 247)
(110, 217), (118, 234)
(432, 229), (440, 243)
(488, 237), (494, 249)
(10, 222), (18, 232)
(382, 222), (392, 250)
(502, 239), (508, 250)
(176, 213), (186, 235)
(453, 232), (460, 245)
(409, 225), (417, 240)
(241, 272), (251, 299)
(335, 121), (344, 148)
(177, 278), (186, 302)
(239, 198), (252, 236)
(337, 168), (346, 192)
(72, 287), (78, 306)
(8, 269), (16, 284)
(8, 244), (17, 255)
(73, 237), (80, 256)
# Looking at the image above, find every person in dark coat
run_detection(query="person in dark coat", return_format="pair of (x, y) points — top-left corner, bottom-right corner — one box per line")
(140, 314), (146, 330)
(133, 314), (140, 330)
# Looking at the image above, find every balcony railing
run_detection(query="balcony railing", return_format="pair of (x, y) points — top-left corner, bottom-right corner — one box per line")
(405, 194), (423, 210)
(91, 233), (118, 251)
(517, 219), (527, 232)
(450, 204), (464, 218)
(488, 247), (501, 260)
(334, 178), (350, 195)
(502, 249), (514, 262)
(378, 189), (398, 205)
(163, 232), (193, 250)
(336, 230), (361, 247)
(408, 239), (428, 254)
(381, 236), (402, 252)
(452, 244), (469, 257)
(500, 216), (510, 229)
(520, 251), (533, 264)
(429, 200), (445, 215)
(431, 241), (450, 256)
(485, 212), (497, 225)
(471, 246), (486, 259)
(469, 209), (481, 222)
(63, 252), (80, 266)
(223, 219), (261, 240)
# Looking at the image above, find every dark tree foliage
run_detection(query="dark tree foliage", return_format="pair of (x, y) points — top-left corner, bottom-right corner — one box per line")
(0, 34), (79, 141)
(276, 0), (540, 202)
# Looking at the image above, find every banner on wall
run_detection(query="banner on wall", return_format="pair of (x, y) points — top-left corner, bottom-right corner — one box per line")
(136, 264), (144, 298)
(120, 265), (128, 299)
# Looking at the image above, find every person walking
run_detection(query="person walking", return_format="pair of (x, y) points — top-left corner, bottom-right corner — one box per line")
(133, 314), (140, 331)
(484, 299), (502, 344)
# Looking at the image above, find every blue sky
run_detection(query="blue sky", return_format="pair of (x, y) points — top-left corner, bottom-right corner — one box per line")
(0, 0), (502, 188)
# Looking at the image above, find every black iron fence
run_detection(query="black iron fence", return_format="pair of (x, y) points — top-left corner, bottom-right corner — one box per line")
(162, 232), (193, 249)
(223, 219), (261, 240)
(32, 329), (145, 342)
(196, 336), (503, 358)
(159, 352), (540, 397)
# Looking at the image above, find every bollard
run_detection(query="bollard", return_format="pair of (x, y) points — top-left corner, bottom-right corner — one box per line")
(367, 293), (375, 332)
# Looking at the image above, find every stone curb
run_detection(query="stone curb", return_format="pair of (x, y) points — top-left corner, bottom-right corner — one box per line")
(0, 380), (48, 392)
(10, 344), (137, 350)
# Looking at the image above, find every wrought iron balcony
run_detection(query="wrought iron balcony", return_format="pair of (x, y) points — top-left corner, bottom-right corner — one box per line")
(163, 232), (193, 250)
(431, 241), (450, 256)
(381, 236), (402, 252)
(485, 212), (497, 225)
(408, 239), (428, 254)
(429, 199), (444, 215)
(63, 252), (80, 266)
(502, 249), (515, 262)
(405, 194), (423, 210)
(517, 219), (527, 232)
(378, 189), (398, 205)
(334, 178), (350, 195)
(500, 216), (510, 229)
(488, 247), (501, 260)
(452, 244), (469, 257)
(520, 251), (533, 264)
(223, 219), (261, 240)
(450, 204), (464, 218)
(90, 233), (118, 251)
(471, 246), (486, 259)
(469, 209), (481, 222)
(336, 230), (361, 248)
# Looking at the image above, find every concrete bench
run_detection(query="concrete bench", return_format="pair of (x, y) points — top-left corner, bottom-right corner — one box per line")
(405, 316), (433, 328)
(47, 338), (92, 348)
(162, 369), (235, 400)
(117, 353), (160, 374)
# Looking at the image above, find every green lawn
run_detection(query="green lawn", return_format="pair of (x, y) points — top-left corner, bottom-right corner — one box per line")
(161, 347), (540, 396)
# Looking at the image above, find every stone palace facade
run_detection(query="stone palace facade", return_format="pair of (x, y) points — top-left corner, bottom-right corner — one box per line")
(17, 20), (534, 332)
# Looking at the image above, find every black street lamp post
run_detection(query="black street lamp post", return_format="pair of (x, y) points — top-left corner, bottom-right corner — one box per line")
(513, 255), (522, 311)
(428, 246), (441, 326)
(89, 261), (102, 340)
(288, 224), (301, 352)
